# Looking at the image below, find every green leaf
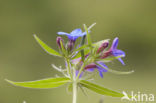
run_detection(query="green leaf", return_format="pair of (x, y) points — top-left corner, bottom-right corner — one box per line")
(60, 40), (67, 55)
(95, 62), (134, 75)
(80, 80), (124, 97)
(84, 24), (92, 46)
(96, 55), (124, 62)
(33, 34), (62, 57)
(80, 35), (86, 62)
(75, 44), (89, 52)
(6, 77), (70, 89)
(88, 23), (96, 30)
(78, 83), (88, 96)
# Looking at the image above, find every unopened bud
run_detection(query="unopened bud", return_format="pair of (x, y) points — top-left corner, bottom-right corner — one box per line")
(56, 36), (64, 48)
(84, 63), (97, 70)
(100, 50), (111, 59)
(96, 41), (109, 54)
(67, 40), (75, 52)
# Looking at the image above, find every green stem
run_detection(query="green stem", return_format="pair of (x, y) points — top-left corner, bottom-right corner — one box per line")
(66, 58), (72, 79)
(72, 63), (77, 103)
(72, 80), (77, 103)
(76, 62), (86, 81)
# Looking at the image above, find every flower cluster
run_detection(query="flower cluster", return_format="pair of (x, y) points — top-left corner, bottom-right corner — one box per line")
(7, 24), (133, 103)
(57, 27), (125, 78)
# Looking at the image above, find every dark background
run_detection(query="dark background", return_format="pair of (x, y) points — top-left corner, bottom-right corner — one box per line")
(0, 0), (156, 103)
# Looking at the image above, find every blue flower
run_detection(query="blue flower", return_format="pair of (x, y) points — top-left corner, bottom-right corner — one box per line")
(85, 62), (108, 78)
(110, 37), (126, 65)
(96, 62), (108, 78)
(57, 28), (86, 41)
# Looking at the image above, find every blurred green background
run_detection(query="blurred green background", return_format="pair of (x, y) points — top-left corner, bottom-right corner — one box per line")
(0, 0), (156, 103)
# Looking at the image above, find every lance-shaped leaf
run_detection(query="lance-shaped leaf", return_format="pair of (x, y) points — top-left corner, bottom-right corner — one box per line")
(80, 23), (96, 61)
(95, 62), (134, 75)
(59, 40), (67, 56)
(84, 24), (92, 46)
(80, 80), (124, 97)
(88, 23), (96, 30)
(75, 44), (89, 52)
(80, 35), (86, 61)
(6, 77), (70, 89)
(34, 34), (62, 57)
(96, 55), (124, 62)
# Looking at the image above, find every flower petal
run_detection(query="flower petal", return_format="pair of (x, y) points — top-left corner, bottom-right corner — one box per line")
(97, 62), (108, 72)
(86, 68), (94, 72)
(112, 49), (125, 57)
(117, 58), (125, 65)
(57, 32), (69, 35)
(70, 28), (82, 35)
(111, 37), (119, 50)
(99, 71), (103, 78)
(68, 35), (79, 41)
(58, 28), (88, 41)
(79, 31), (87, 36)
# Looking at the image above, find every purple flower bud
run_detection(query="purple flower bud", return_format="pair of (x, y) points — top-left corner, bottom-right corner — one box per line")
(67, 39), (75, 52)
(84, 62), (108, 78)
(84, 63), (97, 70)
(101, 50), (112, 59)
(97, 41), (109, 54)
(56, 36), (64, 48)
(101, 37), (126, 65)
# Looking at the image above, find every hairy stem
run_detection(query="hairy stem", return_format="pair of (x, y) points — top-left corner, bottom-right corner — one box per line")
(66, 58), (72, 79)
(73, 81), (77, 103)
(76, 62), (86, 81)
(72, 64), (77, 103)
